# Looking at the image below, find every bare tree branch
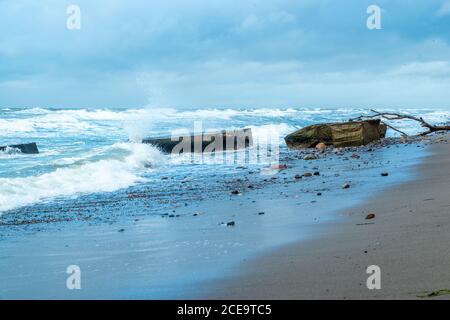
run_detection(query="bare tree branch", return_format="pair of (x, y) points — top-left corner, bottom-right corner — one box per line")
(349, 109), (450, 136)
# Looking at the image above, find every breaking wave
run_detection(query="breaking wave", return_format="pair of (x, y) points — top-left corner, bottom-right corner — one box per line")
(0, 143), (163, 213)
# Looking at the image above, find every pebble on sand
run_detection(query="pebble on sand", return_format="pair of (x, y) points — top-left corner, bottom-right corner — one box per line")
(303, 154), (317, 161)
(272, 164), (288, 170)
(315, 142), (327, 151)
(365, 213), (376, 220)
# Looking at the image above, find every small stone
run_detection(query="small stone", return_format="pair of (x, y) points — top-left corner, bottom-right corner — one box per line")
(313, 171), (320, 176)
(258, 212), (265, 215)
(294, 174), (302, 180)
(315, 143), (327, 151)
(118, 228), (125, 232)
(365, 213), (376, 220)
(303, 172), (313, 177)
(227, 221), (236, 227)
(272, 164), (288, 170)
(317, 192), (322, 196)
(303, 154), (317, 161)
(342, 183), (350, 189)
(381, 172), (389, 177)
(230, 190), (241, 195)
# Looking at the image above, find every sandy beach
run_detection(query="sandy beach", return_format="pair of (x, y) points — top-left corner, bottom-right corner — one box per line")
(197, 135), (450, 300)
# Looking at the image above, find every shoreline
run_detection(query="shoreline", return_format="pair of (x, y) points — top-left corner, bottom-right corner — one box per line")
(196, 135), (450, 299)
(0, 136), (440, 299)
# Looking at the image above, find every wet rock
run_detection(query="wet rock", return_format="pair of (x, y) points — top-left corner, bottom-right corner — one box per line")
(365, 213), (376, 220)
(342, 183), (351, 189)
(303, 154), (317, 161)
(303, 172), (313, 177)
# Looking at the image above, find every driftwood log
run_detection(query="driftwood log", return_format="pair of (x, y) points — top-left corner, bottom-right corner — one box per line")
(350, 109), (450, 137)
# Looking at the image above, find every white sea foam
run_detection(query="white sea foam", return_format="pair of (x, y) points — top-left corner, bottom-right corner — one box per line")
(0, 143), (164, 213)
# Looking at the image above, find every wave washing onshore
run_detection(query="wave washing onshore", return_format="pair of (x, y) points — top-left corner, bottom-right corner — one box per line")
(1, 107), (449, 214)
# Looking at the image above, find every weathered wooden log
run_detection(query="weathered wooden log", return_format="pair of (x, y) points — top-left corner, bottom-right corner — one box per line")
(0, 142), (39, 154)
(285, 120), (387, 148)
(142, 129), (253, 153)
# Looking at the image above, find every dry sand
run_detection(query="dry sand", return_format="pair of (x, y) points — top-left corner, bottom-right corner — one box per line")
(202, 138), (450, 299)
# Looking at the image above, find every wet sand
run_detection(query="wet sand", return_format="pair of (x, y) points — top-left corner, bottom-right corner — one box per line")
(199, 136), (450, 299)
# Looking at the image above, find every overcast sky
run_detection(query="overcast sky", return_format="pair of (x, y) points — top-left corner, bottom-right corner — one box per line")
(1, 0), (450, 109)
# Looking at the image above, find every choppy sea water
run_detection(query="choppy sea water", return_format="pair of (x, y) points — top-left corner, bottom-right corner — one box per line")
(1, 106), (449, 215)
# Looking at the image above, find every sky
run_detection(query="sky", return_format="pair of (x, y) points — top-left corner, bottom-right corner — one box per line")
(1, 0), (450, 109)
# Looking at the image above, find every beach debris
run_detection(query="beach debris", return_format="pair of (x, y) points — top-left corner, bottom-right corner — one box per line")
(365, 213), (376, 220)
(381, 172), (389, 177)
(417, 289), (450, 298)
(227, 221), (236, 227)
(342, 183), (351, 189)
(350, 109), (450, 137)
(0, 142), (39, 154)
(285, 120), (387, 149)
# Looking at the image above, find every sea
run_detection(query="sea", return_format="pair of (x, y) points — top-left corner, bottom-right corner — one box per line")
(1, 106), (448, 215)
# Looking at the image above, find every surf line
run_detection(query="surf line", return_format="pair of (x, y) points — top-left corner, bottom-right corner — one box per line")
(177, 304), (212, 318)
